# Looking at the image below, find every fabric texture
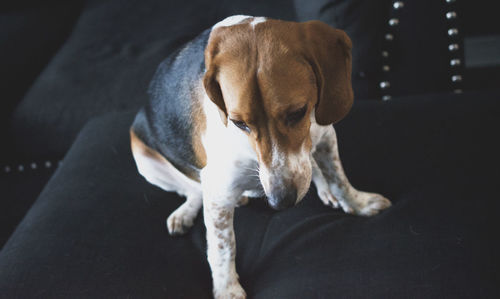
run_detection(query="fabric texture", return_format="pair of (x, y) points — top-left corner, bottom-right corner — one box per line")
(383, 0), (465, 97)
(0, 166), (55, 247)
(1, 90), (499, 298)
(0, 1), (83, 163)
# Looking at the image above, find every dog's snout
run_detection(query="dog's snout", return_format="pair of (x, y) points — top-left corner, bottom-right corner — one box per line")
(267, 186), (297, 210)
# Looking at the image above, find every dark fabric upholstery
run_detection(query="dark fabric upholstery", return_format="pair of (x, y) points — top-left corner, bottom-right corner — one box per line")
(9, 0), (297, 161)
(460, 0), (500, 92)
(383, 0), (465, 97)
(0, 1), (83, 248)
(0, 166), (55, 248)
(1, 90), (499, 298)
(0, 1), (83, 162)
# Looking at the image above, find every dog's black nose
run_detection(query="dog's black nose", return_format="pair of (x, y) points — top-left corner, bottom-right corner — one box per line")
(267, 187), (297, 210)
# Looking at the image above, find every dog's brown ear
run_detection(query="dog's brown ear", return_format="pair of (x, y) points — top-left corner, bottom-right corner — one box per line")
(203, 29), (228, 126)
(303, 21), (353, 125)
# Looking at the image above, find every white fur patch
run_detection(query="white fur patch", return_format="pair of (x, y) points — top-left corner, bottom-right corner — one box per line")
(131, 134), (204, 236)
(213, 15), (266, 31)
(200, 90), (262, 298)
(200, 92), (262, 202)
(213, 15), (252, 29)
(250, 17), (267, 28)
(131, 144), (201, 199)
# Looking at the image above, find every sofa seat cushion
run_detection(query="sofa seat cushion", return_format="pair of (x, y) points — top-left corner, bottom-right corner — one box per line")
(1, 90), (499, 298)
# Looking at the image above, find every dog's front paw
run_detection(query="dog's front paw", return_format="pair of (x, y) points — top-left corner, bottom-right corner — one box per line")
(339, 191), (391, 216)
(315, 181), (340, 209)
(318, 188), (340, 209)
(166, 208), (195, 236)
(214, 282), (246, 299)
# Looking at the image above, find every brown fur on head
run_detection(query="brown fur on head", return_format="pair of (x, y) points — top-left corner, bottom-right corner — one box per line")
(203, 18), (353, 209)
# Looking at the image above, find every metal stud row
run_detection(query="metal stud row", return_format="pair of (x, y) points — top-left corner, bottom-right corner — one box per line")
(445, 0), (463, 93)
(3, 160), (62, 174)
(380, 1), (404, 101)
(379, 0), (463, 99)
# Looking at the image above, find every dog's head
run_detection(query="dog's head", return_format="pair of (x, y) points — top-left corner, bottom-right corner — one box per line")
(203, 17), (353, 210)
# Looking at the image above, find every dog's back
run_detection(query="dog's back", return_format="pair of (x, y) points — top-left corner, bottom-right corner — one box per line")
(131, 29), (211, 180)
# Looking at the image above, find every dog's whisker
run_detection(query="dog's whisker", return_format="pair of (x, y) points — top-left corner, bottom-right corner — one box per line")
(242, 166), (258, 170)
(242, 167), (260, 174)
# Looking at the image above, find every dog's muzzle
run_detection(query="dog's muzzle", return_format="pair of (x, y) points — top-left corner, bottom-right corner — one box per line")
(267, 185), (297, 210)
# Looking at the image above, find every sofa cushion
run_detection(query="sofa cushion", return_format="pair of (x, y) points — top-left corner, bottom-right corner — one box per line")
(1, 89), (499, 297)
(0, 162), (57, 248)
(0, 1), (83, 163)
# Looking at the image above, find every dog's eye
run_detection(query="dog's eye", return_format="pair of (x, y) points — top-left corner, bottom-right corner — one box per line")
(286, 105), (307, 126)
(231, 119), (250, 133)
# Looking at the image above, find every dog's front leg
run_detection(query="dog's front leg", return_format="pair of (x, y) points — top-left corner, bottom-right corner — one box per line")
(311, 155), (339, 208)
(313, 126), (391, 216)
(201, 166), (246, 299)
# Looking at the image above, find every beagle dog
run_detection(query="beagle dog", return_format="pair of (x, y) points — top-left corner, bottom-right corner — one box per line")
(130, 15), (391, 299)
